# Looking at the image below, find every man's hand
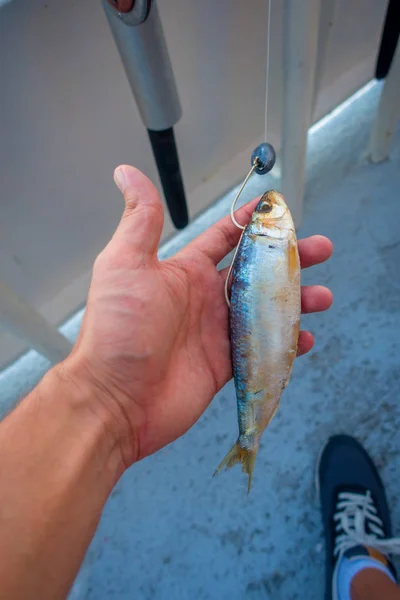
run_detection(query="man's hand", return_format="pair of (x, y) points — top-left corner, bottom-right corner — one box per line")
(0, 165), (333, 599)
(65, 166), (333, 466)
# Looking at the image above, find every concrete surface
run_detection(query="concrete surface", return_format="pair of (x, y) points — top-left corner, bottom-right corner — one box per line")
(1, 81), (399, 599)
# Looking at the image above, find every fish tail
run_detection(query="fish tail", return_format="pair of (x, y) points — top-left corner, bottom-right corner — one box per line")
(213, 441), (259, 494)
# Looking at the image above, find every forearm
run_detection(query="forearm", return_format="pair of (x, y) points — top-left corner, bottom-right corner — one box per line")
(0, 362), (127, 600)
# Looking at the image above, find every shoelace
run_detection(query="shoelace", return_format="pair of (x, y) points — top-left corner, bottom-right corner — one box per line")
(333, 490), (400, 558)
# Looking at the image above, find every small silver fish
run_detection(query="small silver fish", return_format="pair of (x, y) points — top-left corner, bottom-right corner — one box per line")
(215, 191), (301, 492)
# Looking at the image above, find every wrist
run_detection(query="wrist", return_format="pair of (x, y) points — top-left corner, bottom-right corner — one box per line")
(45, 354), (138, 474)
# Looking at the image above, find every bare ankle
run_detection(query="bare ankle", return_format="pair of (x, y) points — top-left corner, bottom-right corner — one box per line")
(351, 568), (400, 600)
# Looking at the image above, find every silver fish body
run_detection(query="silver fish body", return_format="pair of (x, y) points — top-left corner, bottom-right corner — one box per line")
(216, 191), (301, 491)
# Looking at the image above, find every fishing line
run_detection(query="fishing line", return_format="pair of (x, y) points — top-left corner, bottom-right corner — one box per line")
(264, 0), (272, 143)
(229, 0), (273, 233)
(225, 0), (275, 306)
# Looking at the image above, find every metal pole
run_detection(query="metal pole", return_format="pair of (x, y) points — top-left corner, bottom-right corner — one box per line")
(312, 0), (338, 115)
(281, 0), (322, 225)
(368, 41), (400, 163)
(103, 0), (188, 228)
(103, 1), (181, 131)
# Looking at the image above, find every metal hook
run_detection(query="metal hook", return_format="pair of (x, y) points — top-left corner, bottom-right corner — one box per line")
(224, 229), (245, 308)
(225, 143), (276, 307)
(225, 160), (258, 306)
(230, 160), (259, 230)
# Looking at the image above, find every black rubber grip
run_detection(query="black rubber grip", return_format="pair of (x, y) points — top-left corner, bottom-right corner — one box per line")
(375, 0), (399, 80)
(148, 128), (189, 230)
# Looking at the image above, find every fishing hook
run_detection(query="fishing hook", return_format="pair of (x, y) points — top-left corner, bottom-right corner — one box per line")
(225, 143), (276, 307)
(230, 159), (259, 231)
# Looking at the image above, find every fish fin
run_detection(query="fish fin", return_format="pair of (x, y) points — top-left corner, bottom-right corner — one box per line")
(213, 442), (259, 494)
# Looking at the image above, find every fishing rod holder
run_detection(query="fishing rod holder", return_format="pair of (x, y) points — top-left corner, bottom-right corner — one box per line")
(103, 0), (189, 229)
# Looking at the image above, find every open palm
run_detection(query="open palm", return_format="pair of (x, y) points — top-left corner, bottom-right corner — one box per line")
(71, 166), (333, 464)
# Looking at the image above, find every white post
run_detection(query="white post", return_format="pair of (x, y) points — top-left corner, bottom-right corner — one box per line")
(281, 0), (322, 225)
(367, 42), (400, 163)
(0, 280), (73, 364)
(312, 0), (338, 114)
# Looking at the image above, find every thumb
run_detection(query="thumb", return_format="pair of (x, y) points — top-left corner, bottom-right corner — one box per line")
(113, 165), (164, 262)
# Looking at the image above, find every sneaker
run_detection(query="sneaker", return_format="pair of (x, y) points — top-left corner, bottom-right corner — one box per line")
(317, 434), (399, 600)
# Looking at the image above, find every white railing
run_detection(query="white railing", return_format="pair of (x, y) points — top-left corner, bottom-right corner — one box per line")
(0, 281), (72, 364)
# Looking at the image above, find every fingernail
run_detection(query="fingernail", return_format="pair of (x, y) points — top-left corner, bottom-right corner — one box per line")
(114, 167), (126, 192)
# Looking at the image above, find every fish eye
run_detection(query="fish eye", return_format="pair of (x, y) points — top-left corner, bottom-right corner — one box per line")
(256, 200), (273, 213)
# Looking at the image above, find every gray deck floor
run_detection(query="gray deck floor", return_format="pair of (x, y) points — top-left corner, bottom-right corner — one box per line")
(1, 82), (399, 599)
